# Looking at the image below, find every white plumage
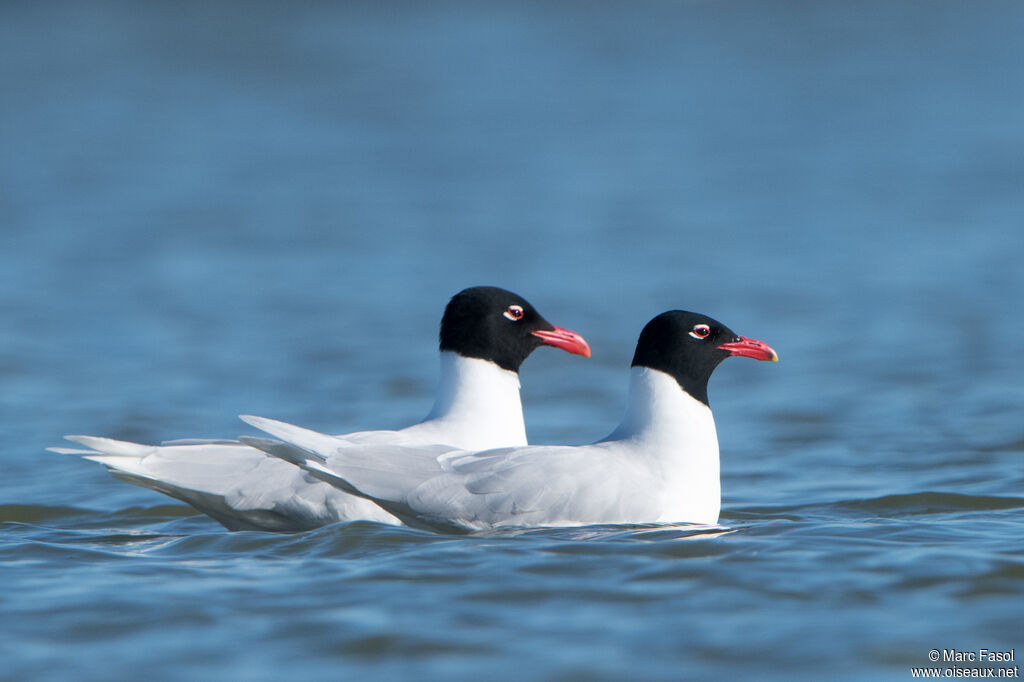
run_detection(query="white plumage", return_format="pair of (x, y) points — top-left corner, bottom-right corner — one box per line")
(53, 354), (530, 530)
(51, 287), (590, 531)
(239, 310), (777, 532)
(241, 367), (722, 532)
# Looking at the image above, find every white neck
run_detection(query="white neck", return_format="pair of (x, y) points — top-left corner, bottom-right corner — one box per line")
(602, 366), (720, 522)
(412, 352), (527, 450)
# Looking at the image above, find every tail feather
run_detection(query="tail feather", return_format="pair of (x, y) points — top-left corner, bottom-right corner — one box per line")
(238, 435), (324, 466)
(62, 435), (155, 458)
(50, 433), (350, 531)
(239, 416), (341, 461)
(161, 438), (239, 446)
(47, 447), (96, 456)
(81, 454), (158, 477)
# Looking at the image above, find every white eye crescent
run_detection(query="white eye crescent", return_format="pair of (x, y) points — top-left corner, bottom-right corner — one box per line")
(689, 324), (711, 339)
(503, 305), (525, 321)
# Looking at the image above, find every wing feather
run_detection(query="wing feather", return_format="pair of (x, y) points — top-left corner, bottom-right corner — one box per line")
(53, 435), (397, 530)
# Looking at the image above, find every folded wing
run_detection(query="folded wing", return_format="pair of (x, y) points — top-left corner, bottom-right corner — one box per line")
(244, 416), (665, 533)
(52, 435), (398, 531)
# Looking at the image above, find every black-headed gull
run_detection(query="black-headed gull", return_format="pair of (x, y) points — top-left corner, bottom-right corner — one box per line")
(52, 286), (590, 531)
(242, 310), (778, 532)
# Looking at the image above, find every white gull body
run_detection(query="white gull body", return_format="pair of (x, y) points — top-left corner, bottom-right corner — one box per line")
(242, 309), (777, 532)
(244, 366), (724, 531)
(385, 352), (527, 449)
(54, 354), (533, 531)
(52, 285), (591, 532)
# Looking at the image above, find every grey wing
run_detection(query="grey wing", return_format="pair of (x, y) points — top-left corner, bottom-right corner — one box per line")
(406, 445), (665, 530)
(320, 442), (463, 500)
(55, 436), (397, 530)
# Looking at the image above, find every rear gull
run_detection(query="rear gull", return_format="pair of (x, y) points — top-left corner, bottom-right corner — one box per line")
(243, 310), (777, 532)
(52, 286), (589, 531)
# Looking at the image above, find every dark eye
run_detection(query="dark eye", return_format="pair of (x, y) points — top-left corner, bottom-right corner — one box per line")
(503, 305), (525, 321)
(689, 324), (711, 340)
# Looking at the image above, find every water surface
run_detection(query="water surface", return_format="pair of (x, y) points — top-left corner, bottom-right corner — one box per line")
(2, 2), (1022, 680)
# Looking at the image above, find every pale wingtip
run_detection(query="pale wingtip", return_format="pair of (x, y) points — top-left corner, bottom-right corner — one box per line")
(238, 414), (292, 439)
(64, 434), (155, 455)
(238, 435), (282, 449)
(238, 414), (286, 430)
(48, 447), (92, 455)
(238, 414), (334, 445)
(238, 434), (327, 466)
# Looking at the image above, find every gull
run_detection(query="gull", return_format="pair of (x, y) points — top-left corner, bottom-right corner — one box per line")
(52, 286), (589, 531)
(243, 309), (777, 532)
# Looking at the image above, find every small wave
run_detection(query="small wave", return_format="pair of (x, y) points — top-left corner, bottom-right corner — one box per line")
(729, 491), (1024, 521)
(106, 505), (201, 519)
(838, 491), (1024, 515)
(0, 504), (201, 529)
(0, 504), (91, 523)
(482, 522), (736, 542)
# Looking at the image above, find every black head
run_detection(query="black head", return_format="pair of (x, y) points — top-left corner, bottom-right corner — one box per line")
(439, 286), (590, 372)
(631, 310), (778, 405)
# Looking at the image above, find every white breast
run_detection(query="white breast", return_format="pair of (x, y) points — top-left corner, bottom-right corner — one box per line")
(399, 352), (528, 450)
(602, 367), (721, 524)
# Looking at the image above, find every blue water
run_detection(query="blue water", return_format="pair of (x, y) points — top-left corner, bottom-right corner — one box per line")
(2, 2), (1023, 679)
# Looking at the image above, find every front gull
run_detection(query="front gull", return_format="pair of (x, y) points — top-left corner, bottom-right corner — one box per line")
(51, 286), (590, 531)
(243, 310), (778, 532)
